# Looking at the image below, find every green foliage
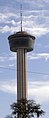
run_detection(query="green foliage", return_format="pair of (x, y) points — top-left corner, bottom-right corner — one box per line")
(10, 99), (45, 118)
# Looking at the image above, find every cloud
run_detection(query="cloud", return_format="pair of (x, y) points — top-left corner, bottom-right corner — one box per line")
(0, 55), (12, 62)
(0, 81), (16, 94)
(17, 0), (49, 6)
(8, 64), (15, 67)
(2, 53), (16, 60)
(0, 56), (7, 62)
(28, 53), (49, 61)
(8, 52), (16, 61)
(24, 27), (49, 37)
(0, 0), (49, 37)
(0, 25), (20, 33)
(0, 53), (49, 65)
(0, 8), (49, 37)
(0, 80), (49, 103)
(28, 81), (49, 103)
(0, 54), (16, 68)
(0, 12), (17, 22)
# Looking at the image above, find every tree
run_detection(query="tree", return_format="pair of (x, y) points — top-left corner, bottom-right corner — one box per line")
(10, 99), (45, 118)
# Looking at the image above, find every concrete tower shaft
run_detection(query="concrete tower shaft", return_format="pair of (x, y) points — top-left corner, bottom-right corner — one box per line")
(17, 49), (27, 100)
(8, 31), (35, 101)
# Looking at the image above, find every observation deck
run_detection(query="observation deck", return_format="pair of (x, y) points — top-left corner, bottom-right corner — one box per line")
(8, 31), (35, 52)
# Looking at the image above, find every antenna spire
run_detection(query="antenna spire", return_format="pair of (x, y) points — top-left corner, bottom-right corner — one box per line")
(20, 0), (22, 32)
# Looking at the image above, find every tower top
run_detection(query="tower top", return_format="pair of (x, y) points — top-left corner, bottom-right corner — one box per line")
(8, 31), (35, 39)
(8, 31), (35, 52)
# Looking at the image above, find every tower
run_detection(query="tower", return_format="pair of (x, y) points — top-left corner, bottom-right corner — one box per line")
(8, 31), (35, 101)
(8, 0), (35, 102)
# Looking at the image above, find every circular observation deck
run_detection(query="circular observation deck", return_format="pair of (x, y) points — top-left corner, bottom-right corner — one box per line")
(8, 31), (35, 52)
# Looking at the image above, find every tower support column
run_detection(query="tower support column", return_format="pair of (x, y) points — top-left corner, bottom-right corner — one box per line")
(17, 48), (28, 101)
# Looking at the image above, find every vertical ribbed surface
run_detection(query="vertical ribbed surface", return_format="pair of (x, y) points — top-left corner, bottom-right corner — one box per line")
(17, 48), (28, 101)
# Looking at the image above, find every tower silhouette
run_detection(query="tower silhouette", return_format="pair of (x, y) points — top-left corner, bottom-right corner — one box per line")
(8, 0), (35, 103)
(8, 31), (35, 101)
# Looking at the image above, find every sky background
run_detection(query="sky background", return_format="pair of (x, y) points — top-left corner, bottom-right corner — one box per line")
(0, 0), (49, 118)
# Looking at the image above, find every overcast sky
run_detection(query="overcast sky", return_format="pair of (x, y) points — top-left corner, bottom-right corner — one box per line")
(0, 0), (49, 118)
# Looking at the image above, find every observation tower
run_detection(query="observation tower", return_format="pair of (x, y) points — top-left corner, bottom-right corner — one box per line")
(8, 0), (35, 101)
(8, 31), (35, 100)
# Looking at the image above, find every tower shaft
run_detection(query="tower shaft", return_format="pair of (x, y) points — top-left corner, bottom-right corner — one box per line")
(17, 48), (27, 100)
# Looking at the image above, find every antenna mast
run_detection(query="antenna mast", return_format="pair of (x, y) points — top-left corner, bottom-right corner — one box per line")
(20, 0), (22, 32)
